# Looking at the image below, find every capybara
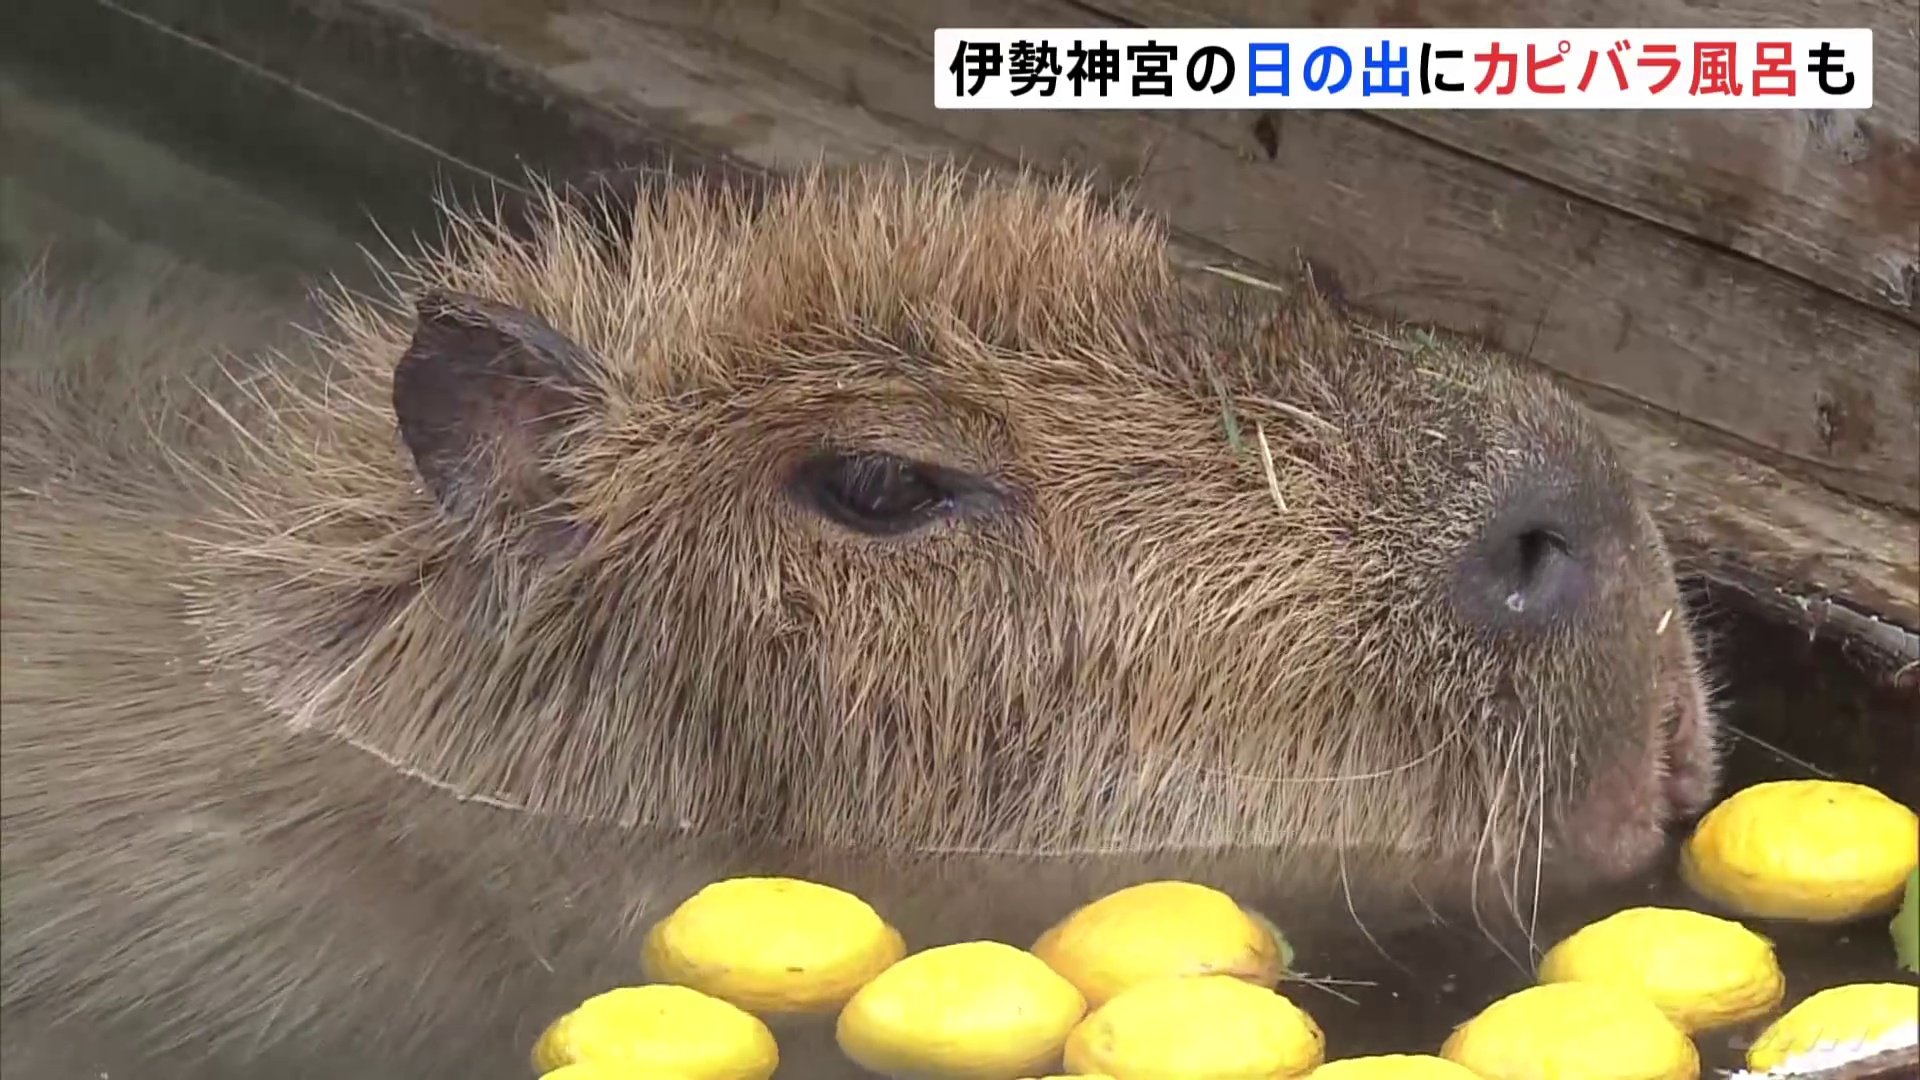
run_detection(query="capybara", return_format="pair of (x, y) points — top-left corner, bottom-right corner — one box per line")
(1, 161), (1719, 1077)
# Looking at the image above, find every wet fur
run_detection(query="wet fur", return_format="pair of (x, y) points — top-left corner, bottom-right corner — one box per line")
(2, 162), (1718, 1077)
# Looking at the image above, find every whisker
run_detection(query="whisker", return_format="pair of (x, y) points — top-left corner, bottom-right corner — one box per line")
(1470, 723), (1529, 973)
(1336, 735), (1404, 974)
(1282, 970), (1376, 1006)
(1724, 725), (1836, 780)
(1528, 719), (1549, 958)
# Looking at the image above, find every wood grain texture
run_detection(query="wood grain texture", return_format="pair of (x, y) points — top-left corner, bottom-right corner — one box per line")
(1105, 0), (1920, 321)
(1585, 395), (1919, 639)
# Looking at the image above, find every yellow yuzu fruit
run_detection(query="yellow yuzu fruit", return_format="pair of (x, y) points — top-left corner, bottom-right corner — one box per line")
(1440, 981), (1698, 1080)
(531, 984), (777, 1080)
(1307, 1056), (1484, 1079)
(836, 940), (1087, 1079)
(641, 876), (905, 1014)
(1062, 973), (1325, 1078)
(1536, 906), (1784, 1032)
(1032, 880), (1289, 1008)
(1745, 983), (1920, 1073)
(1681, 780), (1918, 923)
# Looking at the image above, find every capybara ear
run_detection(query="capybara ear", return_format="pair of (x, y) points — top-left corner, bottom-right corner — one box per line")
(392, 289), (603, 528)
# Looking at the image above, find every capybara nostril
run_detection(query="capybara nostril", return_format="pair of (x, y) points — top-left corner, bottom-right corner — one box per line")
(1449, 476), (1620, 635)
(1465, 522), (1583, 625)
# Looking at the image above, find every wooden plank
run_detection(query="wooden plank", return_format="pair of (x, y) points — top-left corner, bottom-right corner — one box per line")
(358, 0), (961, 167)
(0, 74), (366, 295)
(398, 0), (1920, 510)
(19, 0), (773, 247)
(1581, 395), (1920, 649)
(77, 0), (1920, 656)
(1100, 0), (1920, 323)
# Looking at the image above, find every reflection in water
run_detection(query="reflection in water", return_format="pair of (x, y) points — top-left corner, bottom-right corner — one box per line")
(1, 70), (1914, 1077)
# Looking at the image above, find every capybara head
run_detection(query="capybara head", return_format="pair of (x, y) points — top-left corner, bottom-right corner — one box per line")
(188, 161), (1718, 886)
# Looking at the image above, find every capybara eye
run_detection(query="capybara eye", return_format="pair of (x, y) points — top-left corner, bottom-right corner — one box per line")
(790, 450), (993, 537)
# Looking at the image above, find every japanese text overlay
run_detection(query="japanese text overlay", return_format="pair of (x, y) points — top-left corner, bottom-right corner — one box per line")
(936, 28), (1874, 110)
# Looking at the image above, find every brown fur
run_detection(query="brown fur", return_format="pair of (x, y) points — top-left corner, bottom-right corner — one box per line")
(1, 161), (1719, 1077)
